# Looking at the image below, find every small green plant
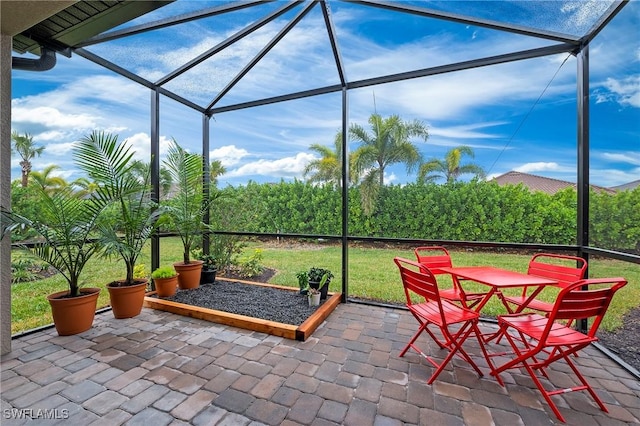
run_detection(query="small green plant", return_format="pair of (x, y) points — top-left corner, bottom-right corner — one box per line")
(308, 267), (333, 283)
(151, 266), (176, 279)
(194, 251), (217, 270)
(318, 272), (330, 288)
(133, 264), (148, 280)
(11, 258), (38, 283)
(236, 249), (264, 278)
(296, 271), (309, 291)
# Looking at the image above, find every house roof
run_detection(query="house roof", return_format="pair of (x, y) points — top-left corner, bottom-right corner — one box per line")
(610, 179), (640, 192)
(492, 171), (617, 195)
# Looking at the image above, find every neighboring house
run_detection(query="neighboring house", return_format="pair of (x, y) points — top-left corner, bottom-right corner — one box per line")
(610, 180), (640, 192)
(492, 171), (618, 195)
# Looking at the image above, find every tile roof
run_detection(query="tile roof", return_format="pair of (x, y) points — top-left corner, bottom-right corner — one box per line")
(610, 179), (640, 191)
(492, 171), (617, 195)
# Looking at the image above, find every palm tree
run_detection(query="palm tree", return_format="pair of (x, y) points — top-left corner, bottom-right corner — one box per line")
(163, 139), (219, 264)
(129, 159), (173, 198)
(350, 113), (428, 186)
(75, 131), (161, 285)
(11, 131), (45, 187)
(303, 131), (352, 187)
(209, 160), (227, 187)
(418, 145), (485, 184)
(72, 177), (100, 198)
(29, 165), (68, 193)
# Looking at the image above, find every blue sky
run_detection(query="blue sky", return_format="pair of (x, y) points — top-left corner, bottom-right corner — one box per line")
(10, 0), (639, 188)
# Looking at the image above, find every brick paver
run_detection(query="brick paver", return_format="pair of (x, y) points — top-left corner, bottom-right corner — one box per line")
(1, 304), (638, 426)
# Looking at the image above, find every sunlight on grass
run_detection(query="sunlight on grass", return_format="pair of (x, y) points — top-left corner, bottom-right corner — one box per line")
(10, 237), (639, 334)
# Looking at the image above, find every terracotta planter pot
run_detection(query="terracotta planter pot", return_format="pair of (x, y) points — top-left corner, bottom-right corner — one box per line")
(47, 288), (101, 336)
(154, 275), (179, 298)
(107, 279), (148, 319)
(174, 260), (203, 289)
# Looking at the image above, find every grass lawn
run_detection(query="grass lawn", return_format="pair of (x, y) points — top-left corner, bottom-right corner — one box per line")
(10, 237), (639, 334)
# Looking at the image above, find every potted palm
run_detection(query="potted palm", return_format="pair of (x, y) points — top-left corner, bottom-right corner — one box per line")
(75, 131), (161, 319)
(1, 185), (107, 335)
(162, 139), (218, 289)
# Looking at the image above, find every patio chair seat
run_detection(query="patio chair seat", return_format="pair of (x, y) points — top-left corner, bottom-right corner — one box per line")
(489, 277), (628, 423)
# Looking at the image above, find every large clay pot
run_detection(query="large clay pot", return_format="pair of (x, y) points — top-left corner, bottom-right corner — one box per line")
(107, 279), (148, 319)
(154, 275), (178, 298)
(174, 260), (203, 289)
(47, 288), (101, 336)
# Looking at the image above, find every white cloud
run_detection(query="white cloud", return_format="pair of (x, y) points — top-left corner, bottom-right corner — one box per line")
(429, 122), (506, 140)
(123, 133), (152, 162)
(601, 152), (640, 166)
(211, 145), (250, 167)
(225, 152), (315, 178)
(589, 167), (640, 187)
(124, 133), (174, 162)
(11, 105), (98, 129)
(385, 172), (398, 185)
(44, 141), (77, 156)
(515, 162), (561, 173)
(36, 130), (69, 141)
(601, 76), (640, 108)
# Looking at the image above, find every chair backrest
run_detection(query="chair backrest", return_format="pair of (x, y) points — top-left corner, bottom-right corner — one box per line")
(527, 253), (588, 289)
(394, 257), (441, 306)
(548, 277), (627, 337)
(414, 246), (453, 275)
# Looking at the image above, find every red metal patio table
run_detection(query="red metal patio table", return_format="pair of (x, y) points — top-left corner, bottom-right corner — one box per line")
(439, 266), (559, 345)
(438, 266), (558, 314)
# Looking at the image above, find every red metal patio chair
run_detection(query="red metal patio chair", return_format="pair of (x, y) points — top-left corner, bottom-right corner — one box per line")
(414, 246), (486, 309)
(489, 277), (627, 423)
(394, 257), (491, 384)
(501, 253), (587, 315)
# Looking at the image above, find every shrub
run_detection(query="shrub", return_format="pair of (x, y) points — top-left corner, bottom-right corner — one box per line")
(151, 266), (176, 279)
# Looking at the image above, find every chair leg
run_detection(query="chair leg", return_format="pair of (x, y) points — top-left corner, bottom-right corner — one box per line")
(426, 323), (483, 384)
(558, 348), (608, 413)
(520, 356), (567, 423)
(400, 322), (428, 357)
(474, 324), (504, 386)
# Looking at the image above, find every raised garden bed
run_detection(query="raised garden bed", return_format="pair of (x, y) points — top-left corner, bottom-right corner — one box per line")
(143, 278), (341, 341)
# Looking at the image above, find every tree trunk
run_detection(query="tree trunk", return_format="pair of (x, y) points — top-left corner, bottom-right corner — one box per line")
(20, 160), (30, 187)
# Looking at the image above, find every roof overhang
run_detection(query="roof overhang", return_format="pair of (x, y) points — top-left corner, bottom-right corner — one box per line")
(4, 0), (173, 56)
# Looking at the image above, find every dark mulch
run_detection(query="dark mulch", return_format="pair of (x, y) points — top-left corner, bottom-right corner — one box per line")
(159, 278), (324, 326)
(597, 307), (640, 372)
(219, 267), (277, 284)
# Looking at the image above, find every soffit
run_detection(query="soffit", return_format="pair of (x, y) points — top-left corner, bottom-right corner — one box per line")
(0, 1), (76, 36)
(8, 0), (173, 55)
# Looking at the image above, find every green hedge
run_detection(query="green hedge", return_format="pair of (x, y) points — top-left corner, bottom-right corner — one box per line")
(208, 180), (638, 250)
(10, 179), (639, 251)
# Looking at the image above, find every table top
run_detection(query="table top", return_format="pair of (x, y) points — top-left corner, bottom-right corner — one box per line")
(439, 266), (558, 288)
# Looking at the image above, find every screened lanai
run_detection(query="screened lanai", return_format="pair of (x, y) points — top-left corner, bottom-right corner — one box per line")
(2, 0), (639, 358)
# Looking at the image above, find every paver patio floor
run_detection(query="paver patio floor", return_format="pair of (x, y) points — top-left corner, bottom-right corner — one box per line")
(1, 303), (639, 425)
